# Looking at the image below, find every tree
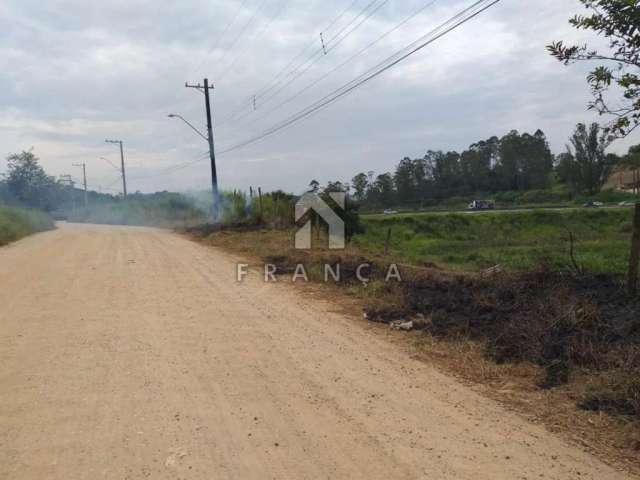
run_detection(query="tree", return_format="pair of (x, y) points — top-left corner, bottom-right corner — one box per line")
(308, 179), (320, 193)
(521, 130), (554, 190)
(548, 1), (640, 137)
(369, 173), (395, 208)
(425, 150), (461, 198)
(495, 130), (553, 191)
(394, 157), (417, 206)
(351, 173), (369, 202)
(622, 144), (640, 194)
(5, 151), (60, 210)
(567, 123), (616, 194)
(555, 151), (581, 195)
(411, 157), (431, 205)
(324, 180), (349, 193)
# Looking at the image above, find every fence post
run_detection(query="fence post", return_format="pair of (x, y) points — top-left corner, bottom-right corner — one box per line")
(384, 227), (392, 256)
(628, 202), (640, 295)
(258, 187), (263, 224)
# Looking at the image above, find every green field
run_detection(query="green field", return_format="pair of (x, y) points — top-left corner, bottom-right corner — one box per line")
(0, 206), (55, 246)
(356, 208), (635, 274)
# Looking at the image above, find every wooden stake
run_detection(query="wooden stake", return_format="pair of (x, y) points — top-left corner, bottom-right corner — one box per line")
(384, 227), (392, 256)
(628, 202), (640, 295)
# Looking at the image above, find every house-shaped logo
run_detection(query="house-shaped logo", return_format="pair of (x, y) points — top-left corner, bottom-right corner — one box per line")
(295, 192), (345, 250)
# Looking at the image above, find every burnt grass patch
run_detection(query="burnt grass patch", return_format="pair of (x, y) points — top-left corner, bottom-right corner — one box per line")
(365, 268), (640, 418)
(188, 224), (640, 424)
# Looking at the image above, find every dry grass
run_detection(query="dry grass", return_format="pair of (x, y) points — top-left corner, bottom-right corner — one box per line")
(403, 332), (640, 473)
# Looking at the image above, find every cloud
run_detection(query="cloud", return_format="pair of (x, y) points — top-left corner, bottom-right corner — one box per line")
(1, 0), (638, 193)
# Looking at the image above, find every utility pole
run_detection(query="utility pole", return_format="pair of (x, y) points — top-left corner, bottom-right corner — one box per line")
(185, 78), (219, 219)
(105, 139), (128, 198)
(72, 162), (88, 206)
(59, 174), (76, 212)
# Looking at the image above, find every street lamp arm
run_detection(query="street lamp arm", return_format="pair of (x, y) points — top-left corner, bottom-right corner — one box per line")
(168, 114), (208, 143)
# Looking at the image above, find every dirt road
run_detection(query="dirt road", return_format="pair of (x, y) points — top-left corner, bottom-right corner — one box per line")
(0, 223), (633, 479)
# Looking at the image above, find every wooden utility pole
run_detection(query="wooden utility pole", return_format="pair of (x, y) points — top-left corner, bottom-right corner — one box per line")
(72, 163), (88, 206)
(185, 78), (219, 219)
(628, 202), (640, 295)
(105, 139), (127, 198)
(258, 187), (263, 224)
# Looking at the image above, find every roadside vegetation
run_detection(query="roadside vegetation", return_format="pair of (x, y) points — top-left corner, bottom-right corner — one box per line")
(0, 150), (209, 228)
(0, 206), (54, 246)
(190, 211), (640, 466)
(359, 208), (635, 273)
(67, 192), (208, 227)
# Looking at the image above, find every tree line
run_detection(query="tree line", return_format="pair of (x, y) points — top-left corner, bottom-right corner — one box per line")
(337, 123), (637, 210)
(0, 150), (116, 212)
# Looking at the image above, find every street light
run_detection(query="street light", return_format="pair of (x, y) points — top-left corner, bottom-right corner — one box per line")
(167, 114), (208, 142)
(99, 156), (120, 172)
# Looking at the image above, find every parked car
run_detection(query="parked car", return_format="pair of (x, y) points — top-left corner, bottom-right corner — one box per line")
(383, 209), (398, 215)
(468, 200), (495, 211)
(618, 201), (636, 207)
(583, 201), (604, 208)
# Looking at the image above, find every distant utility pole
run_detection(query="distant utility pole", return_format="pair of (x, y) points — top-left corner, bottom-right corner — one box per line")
(185, 78), (219, 219)
(72, 162), (88, 206)
(105, 139), (128, 198)
(59, 174), (76, 211)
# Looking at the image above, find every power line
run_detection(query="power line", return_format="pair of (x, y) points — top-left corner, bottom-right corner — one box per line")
(252, 0), (362, 100)
(128, 152), (210, 181)
(193, 0), (251, 76)
(224, 0), (393, 129)
(228, 0), (388, 127)
(217, 0), (294, 84)
(217, 0), (362, 126)
(218, 0), (501, 155)
(211, 0), (271, 79)
(235, 0), (442, 131)
(253, 0), (387, 106)
(142, 0), (497, 190)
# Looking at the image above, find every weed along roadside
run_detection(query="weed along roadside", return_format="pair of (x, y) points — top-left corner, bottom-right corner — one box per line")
(186, 203), (640, 473)
(0, 207), (55, 246)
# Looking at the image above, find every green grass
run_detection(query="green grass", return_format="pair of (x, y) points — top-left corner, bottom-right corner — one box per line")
(355, 208), (635, 274)
(0, 206), (55, 246)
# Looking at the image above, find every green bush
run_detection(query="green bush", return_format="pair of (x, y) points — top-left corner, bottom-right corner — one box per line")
(0, 206), (54, 246)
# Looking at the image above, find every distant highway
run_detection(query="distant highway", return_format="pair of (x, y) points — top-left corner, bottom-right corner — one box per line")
(363, 204), (634, 219)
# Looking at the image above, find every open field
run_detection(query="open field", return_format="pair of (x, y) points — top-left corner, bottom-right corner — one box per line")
(358, 207), (635, 273)
(0, 206), (54, 246)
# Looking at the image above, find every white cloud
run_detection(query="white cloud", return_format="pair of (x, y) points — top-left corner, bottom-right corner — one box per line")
(1, 0), (638, 194)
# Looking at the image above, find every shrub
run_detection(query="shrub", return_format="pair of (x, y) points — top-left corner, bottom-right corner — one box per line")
(0, 206), (54, 246)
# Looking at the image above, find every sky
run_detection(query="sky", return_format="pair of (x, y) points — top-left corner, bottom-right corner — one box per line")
(1, 0), (638, 195)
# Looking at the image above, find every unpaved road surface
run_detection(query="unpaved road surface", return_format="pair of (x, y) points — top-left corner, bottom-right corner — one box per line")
(0, 223), (634, 479)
